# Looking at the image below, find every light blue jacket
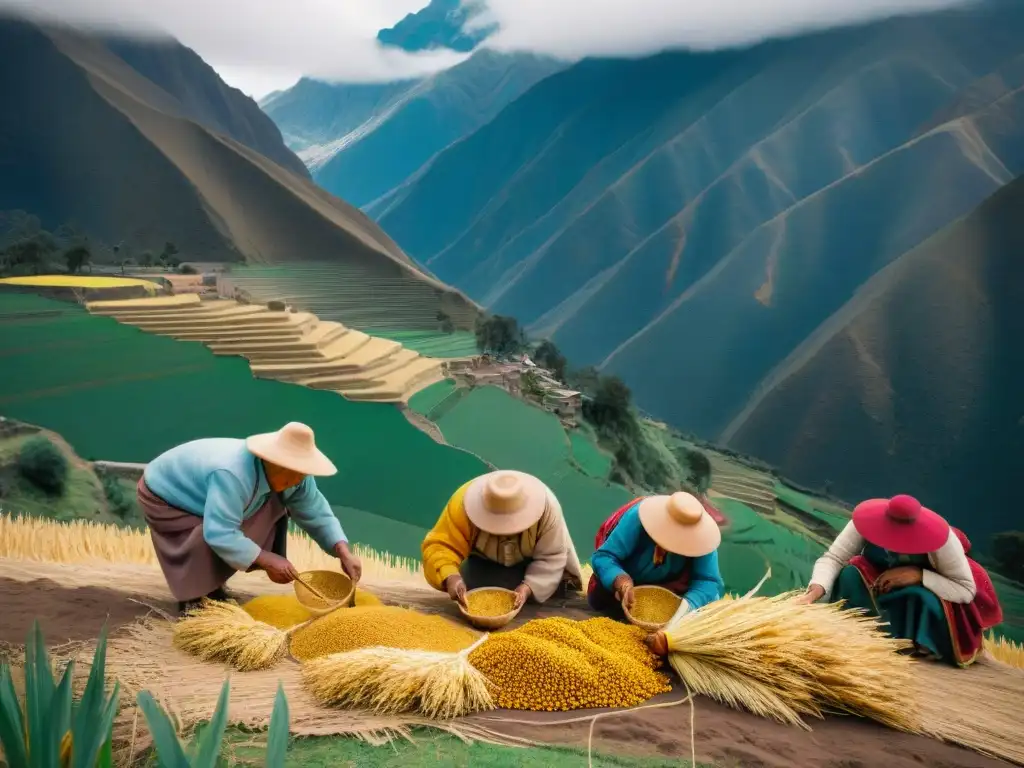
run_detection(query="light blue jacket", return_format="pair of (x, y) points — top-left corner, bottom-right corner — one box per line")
(591, 503), (723, 611)
(143, 438), (345, 571)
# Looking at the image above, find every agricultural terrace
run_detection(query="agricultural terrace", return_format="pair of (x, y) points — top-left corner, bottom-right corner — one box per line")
(0, 294), (487, 546)
(0, 275), (162, 289)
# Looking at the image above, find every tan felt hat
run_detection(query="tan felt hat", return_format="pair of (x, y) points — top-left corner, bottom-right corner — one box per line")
(246, 422), (337, 477)
(464, 470), (548, 536)
(638, 492), (721, 557)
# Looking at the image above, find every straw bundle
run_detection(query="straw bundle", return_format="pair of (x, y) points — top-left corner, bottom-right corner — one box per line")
(302, 636), (494, 719)
(985, 633), (1024, 670)
(173, 600), (295, 671)
(662, 591), (918, 731)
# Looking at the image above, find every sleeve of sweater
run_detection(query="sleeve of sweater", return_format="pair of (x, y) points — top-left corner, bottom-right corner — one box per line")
(809, 521), (865, 599)
(923, 530), (977, 603)
(591, 505), (642, 592)
(202, 469), (261, 571)
(283, 477), (346, 554)
(523, 491), (570, 603)
(421, 481), (475, 592)
(681, 550), (724, 610)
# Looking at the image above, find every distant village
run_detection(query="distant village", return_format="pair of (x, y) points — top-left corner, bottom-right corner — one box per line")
(444, 354), (583, 427)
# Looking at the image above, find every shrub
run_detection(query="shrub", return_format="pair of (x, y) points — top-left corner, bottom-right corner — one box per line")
(99, 472), (133, 520)
(267, 300), (287, 312)
(17, 435), (69, 495)
(178, 264), (198, 275)
(992, 531), (1024, 584)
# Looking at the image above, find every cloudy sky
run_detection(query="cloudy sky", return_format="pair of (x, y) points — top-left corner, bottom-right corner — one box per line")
(1, 0), (971, 99)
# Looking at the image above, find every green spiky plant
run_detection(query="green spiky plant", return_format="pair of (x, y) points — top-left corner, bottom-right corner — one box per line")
(137, 680), (290, 767)
(0, 622), (120, 768)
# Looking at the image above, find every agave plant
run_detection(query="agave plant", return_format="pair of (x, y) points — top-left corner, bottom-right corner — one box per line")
(0, 621), (121, 768)
(137, 680), (290, 767)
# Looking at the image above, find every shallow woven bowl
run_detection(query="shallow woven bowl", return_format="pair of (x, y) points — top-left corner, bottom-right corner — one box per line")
(623, 585), (682, 632)
(293, 570), (355, 617)
(458, 586), (521, 630)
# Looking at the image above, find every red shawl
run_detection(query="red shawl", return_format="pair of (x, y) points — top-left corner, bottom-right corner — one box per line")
(586, 497), (693, 596)
(849, 527), (1003, 666)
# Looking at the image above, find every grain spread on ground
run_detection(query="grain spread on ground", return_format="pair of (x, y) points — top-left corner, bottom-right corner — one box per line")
(468, 616), (671, 711)
(465, 589), (516, 617)
(289, 606), (479, 661)
(243, 594), (313, 629)
(630, 587), (682, 625)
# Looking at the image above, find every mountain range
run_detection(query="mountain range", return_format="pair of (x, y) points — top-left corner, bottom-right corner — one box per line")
(263, 0), (1024, 543)
(0, 16), (477, 322)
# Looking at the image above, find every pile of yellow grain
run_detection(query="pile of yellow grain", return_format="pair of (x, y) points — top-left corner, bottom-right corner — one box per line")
(465, 589), (516, 617)
(468, 617), (671, 711)
(986, 634), (1024, 669)
(290, 606), (479, 661)
(630, 587), (682, 624)
(244, 590), (383, 630)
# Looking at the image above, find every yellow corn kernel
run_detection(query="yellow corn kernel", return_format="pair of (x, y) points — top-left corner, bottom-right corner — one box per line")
(242, 594), (313, 630)
(630, 587), (682, 624)
(468, 617), (670, 711)
(465, 589), (516, 617)
(290, 606), (479, 661)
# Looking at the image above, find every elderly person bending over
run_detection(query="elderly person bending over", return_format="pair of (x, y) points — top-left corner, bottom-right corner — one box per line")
(589, 492), (723, 623)
(139, 422), (361, 614)
(422, 470), (583, 610)
(796, 494), (1002, 666)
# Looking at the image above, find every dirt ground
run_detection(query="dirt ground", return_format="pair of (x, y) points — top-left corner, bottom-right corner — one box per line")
(0, 561), (1016, 768)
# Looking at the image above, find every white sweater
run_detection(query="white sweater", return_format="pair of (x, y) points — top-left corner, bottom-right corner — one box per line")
(809, 522), (976, 604)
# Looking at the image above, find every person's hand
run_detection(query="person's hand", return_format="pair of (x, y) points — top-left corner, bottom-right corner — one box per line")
(795, 584), (826, 605)
(255, 550), (299, 584)
(334, 541), (362, 583)
(874, 566), (922, 595)
(644, 631), (669, 657)
(613, 575), (635, 611)
(513, 582), (532, 609)
(445, 574), (468, 608)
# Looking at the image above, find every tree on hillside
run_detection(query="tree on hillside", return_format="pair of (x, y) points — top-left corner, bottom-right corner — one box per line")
(436, 309), (455, 333)
(474, 314), (524, 357)
(162, 241), (179, 261)
(583, 375), (633, 432)
(992, 531), (1024, 583)
(1, 232), (57, 275)
(139, 250), (155, 267)
(683, 450), (713, 494)
(568, 366), (601, 396)
(533, 340), (567, 382)
(64, 244), (91, 274)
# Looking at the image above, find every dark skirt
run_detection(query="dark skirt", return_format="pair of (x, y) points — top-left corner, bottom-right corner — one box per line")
(137, 478), (287, 602)
(833, 564), (955, 662)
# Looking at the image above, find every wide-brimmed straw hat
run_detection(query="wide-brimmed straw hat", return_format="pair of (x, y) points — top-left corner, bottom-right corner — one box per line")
(638, 492), (721, 558)
(246, 422), (337, 477)
(464, 470), (548, 536)
(852, 494), (948, 555)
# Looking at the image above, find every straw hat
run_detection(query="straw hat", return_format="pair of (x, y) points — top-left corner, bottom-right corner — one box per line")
(638, 492), (721, 557)
(245, 422), (337, 477)
(852, 494), (949, 555)
(464, 470), (548, 536)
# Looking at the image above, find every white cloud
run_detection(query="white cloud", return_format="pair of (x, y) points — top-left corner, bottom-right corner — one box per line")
(478, 0), (974, 58)
(0, 0), (976, 97)
(0, 0), (467, 96)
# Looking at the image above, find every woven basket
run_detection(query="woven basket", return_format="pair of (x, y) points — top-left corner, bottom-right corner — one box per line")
(294, 570), (355, 617)
(623, 585), (682, 632)
(458, 586), (521, 630)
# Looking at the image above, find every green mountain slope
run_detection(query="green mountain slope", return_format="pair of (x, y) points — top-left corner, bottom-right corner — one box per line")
(264, 51), (564, 208)
(370, 3), (1024, 541)
(104, 36), (310, 178)
(0, 17), (477, 322)
(722, 174), (1024, 545)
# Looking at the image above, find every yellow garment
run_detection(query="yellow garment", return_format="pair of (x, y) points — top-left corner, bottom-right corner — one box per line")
(421, 478), (583, 602)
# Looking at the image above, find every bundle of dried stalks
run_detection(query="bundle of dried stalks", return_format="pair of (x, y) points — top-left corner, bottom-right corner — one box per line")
(663, 591), (917, 732)
(172, 600), (295, 671)
(985, 633), (1024, 670)
(302, 636), (494, 720)
(75, 619), (525, 762)
(915, 655), (1024, 764)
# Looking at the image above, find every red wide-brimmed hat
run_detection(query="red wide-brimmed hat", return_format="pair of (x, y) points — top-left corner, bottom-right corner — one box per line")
(851, 494), (949, 555)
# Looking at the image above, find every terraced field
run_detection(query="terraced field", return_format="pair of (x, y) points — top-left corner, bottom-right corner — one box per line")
(86, 294), (447, 402)
(411, 383), (633, 555)
(218, 264), (480, 332)
(0, 294), (487, 540)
